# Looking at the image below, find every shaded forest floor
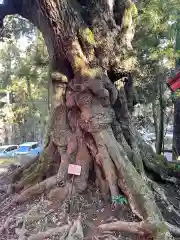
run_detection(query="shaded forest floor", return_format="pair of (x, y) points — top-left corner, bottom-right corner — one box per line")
(0, 169), (180, 240)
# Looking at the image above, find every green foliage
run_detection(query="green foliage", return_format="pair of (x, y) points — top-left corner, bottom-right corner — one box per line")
(112, 195), (128, 205)
(0, 15), (49, 141)
(176, 164), (180, 170)
(133, 0), (180, 106)
(132, 0), (180, 150)
(3, 15), (35, 41)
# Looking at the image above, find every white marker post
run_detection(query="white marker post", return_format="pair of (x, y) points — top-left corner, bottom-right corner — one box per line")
(67, 164), (82, 213)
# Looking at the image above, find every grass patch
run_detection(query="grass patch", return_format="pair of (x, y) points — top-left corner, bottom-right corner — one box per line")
(0, 157), (16, 165)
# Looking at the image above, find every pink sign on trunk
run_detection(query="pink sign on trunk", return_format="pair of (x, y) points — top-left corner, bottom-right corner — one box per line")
(68, 164), (81, 176)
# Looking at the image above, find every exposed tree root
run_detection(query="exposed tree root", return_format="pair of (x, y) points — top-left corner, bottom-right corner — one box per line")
(15, 175), (57, 203)
(147, 178), (180, 220)
(0, 216), (13, 234)
(2, 116), (177, 239)
(98, 220), (180, 238)
(28, 224), (70, 240)
(28, 215), (83, 240)
(67, 215), (84, 239)
(98, 221), (153, 237)
(0, 173), (87, 212)
(94, 235), (118, 240)
(166, 222), (180, 237)
(0, 156), (38, 191)
(136, 134), (180, 183)
(12, 156), (38, 182)
(0, 176), (57, 213)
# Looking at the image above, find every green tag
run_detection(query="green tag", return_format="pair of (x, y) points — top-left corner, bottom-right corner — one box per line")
(112, 195), (128, 205)
(172, 92), (176, 97)
(176, 164), (180, 170)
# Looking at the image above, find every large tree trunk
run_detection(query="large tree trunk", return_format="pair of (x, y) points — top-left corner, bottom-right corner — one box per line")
(0, 0), (179, 239)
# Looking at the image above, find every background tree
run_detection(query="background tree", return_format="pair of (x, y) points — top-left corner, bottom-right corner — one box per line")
(0, 15), (49, 143)
(133, 0), (180, 154)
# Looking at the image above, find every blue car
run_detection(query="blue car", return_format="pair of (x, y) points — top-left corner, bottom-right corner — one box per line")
(15, 142), (43, 157)
(0, 145), (18, 157)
